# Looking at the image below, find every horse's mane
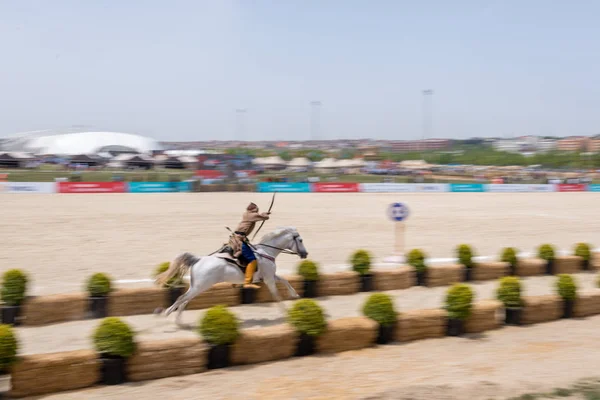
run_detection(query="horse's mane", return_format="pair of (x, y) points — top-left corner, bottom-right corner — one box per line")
(258, 226), (296, 244)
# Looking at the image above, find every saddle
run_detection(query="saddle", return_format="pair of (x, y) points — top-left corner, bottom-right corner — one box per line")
(215, 244), (250, 272)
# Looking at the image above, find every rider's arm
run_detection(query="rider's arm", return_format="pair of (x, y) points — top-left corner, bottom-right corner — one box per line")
(246, 211), (270, 221)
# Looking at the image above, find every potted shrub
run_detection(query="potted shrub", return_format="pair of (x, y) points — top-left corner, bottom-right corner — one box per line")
(1, 269), (28, 326)
(287, 299), (326, 356)
(574, 243), (592, 271)
(556, 274), (577, 318)
(199, 305), (240, 369)
(444, 283), (474, 336)
(92, 317), (135, 385)
(297, 260), (319, 298)
(0, 324), (18, 395)
(538, 244), (556, 275)
(86, 273), (113, 319)
(362, 293), (397, 344)
(496, 276), (523, 325)
(500, 247), (519, 276)
(407, 249), (427, 286)
(456, 245), (475, 282)
(350, 249), (373, 292)
(154, 262), (185, 306)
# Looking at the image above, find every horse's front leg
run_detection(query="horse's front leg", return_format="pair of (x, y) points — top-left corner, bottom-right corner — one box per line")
(275, 275), (300, 299)
(264, 275), (287, 314)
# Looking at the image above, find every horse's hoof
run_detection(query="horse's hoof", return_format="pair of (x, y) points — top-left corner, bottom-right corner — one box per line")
(154, 307), (164, 315)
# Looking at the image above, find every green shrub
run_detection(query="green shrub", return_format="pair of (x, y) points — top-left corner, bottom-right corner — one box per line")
(445, 283), (474, 320)
(407, 249), (427, 272)
(350, 250), (372, 276)
(362, 293), (397, 327)
(199, 305), (240, 346)
(287, 299), (327, 337)
(154, 262), (183, 288)
(574, 243), (592, 261)
(496, 276), (523, 308)
(456, 244), (474, 268)
(0, 324), (18, 372)
(556, 274), (577, 301)
(297, 260), (320, 281)
(86, 273), (112, 297)
(92, 317), (135, 358)
(1, 269), (28, 306)
(500, 247), (518, 267)
(538, 244), (556, 261)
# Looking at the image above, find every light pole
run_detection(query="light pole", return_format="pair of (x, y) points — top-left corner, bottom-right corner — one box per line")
(235, 108), (247, 142)
(422, 89), (434, 149)
(310, 101), (321, 141)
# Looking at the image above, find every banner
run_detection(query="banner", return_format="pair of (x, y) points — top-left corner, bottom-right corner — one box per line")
(195, 170), (225, 179)
(416, 183), (449, 192)
(256, 182), (311, 193)
(449, 183), (485, 192)
(1, 182), (56, 193)
(556, 183), (587, 192)
(588, 184), (600, 192)
(360, 183), (418, 193)
(312, 182), (360, 193)
(58, 182), (126, 193)
(485, 184), (555, 193)
(128, 182), (192, 193)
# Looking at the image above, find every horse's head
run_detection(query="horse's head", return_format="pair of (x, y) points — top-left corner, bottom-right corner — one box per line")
(263, 227), (308, 259)
(288, 228), (308, 259)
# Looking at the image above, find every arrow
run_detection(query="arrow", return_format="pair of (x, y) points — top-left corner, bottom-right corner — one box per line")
(252, 191), (276, 241)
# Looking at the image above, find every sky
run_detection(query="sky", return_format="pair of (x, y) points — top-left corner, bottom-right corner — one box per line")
(1, 0), (600, 142)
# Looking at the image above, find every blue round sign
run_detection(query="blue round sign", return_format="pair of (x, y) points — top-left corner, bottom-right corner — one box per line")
(387, 202), (409, 222)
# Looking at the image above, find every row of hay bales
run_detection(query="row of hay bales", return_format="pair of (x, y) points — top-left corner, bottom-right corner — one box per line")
(5, 272), (600, 398)
(1, 244), (599, 327)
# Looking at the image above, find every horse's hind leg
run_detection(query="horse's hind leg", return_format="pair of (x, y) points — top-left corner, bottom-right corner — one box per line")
(174, 278), (216, 327)
(275, 275), (300, 299)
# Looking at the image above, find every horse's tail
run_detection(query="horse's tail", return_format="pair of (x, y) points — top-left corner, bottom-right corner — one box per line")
(155, 252), (200, 287)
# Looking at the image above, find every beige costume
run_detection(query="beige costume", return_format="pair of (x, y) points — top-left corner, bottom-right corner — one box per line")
(229, 203), (270, 258)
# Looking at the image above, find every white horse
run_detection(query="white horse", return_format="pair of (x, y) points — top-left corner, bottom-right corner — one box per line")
(155, 226), (308, 326)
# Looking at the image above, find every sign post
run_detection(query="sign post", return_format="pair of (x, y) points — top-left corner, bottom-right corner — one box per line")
(384, 202), (410, 263)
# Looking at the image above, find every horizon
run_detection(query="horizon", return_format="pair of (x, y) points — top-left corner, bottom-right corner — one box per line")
(2, 1), (600, 141)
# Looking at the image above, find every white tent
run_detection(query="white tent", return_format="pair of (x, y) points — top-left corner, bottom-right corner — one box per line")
(288, 157), (312, 167)
(314, 158), (340, 172)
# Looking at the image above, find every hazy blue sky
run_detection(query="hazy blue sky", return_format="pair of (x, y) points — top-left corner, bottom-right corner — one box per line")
(2, 0), (600, 141)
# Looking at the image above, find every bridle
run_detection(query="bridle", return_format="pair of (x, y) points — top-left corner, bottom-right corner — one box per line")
(253, 233), (303, 257)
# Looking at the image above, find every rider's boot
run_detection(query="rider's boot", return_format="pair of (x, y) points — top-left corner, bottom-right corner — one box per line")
(243, 260), (260, 289)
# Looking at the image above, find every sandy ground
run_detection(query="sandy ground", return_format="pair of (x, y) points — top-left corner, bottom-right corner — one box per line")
(15, 271), (600, 355)
(0, 192), (598, 296)
(29, 314), (600, 400)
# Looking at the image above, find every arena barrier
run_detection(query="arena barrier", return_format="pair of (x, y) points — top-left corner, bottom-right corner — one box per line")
(14, 253), (600, 327)
(1, 181), (600, 193)
(11, 288), (600, 398)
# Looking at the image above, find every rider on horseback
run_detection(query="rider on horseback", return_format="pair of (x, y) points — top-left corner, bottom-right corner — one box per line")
(229, 202), (270, 289)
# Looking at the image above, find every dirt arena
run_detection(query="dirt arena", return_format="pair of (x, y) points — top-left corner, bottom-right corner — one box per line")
(0, 192), (598, 295)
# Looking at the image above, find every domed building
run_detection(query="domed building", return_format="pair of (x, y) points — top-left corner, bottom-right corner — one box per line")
(0, 129), (162, 156)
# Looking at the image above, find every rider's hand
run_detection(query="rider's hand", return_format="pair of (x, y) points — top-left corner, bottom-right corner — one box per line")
(267, 212), (271, 215)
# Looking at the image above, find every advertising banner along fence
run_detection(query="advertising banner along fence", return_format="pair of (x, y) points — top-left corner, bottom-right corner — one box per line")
(0, 182), (56, 193)
(449, 183), (485, 192)
(556, 183), (587, 192)
(256, 182), (311, 193)
(128, 182), (192, 193)
(485, 184), (556, 193)
(588, 184), (600, 192)
(311, 182), (360, 193)
(58, 182), (127, 194)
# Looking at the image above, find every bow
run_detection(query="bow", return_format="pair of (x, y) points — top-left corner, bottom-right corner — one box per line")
(252, 191), (276, 241)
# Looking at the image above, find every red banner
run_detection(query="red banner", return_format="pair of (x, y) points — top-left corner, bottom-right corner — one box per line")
(312, 182), (360, 193)
(58, 182), (126, 193)
(194, 170), (225, 179)
(556, 183), (586, 192)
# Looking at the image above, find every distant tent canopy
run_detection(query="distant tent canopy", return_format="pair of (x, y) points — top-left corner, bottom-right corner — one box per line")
(97, 145), (140, 156)
(163, 156), (198, 169)
(69, 154), (104, 167)
(0, 152), (36, 168)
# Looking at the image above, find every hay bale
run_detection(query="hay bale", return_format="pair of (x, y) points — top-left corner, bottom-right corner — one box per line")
(10, 350), (99, 398)
(108, 288), (165, 316)
(316, 317), (377, 353)
(21, 293), (86, 326)
(231, 325), (296, 365)
(472, 262), (509, 281)
(522, 295), (562, 324)
(465, 300), (502, 333)
(127, 337), (207, 382)
(187, 282), (240, 310)
(554, 255), (583, 274)
(574, 290), (600, 318)
(255, 275), (304, 303)
(373, 267), (414, 291)
(396, 309), (448, 342)
(318, 271), (360, 296)
(426, 264), (464, 287)
(516, 258), (545, 277)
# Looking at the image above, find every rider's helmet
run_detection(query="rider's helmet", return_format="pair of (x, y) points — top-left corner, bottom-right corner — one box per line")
(247, 202), (258, 211)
